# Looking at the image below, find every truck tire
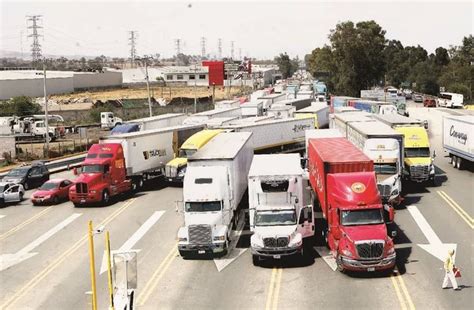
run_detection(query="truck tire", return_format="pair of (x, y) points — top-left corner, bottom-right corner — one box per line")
(23, 182), (29, 190)
(451, 155), (457, 168)
(101, 190), (110, 205)
(456, 157), (463, 170)
(252, 255), (260, 266)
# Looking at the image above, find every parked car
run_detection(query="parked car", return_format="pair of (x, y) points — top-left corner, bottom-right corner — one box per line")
(423, 97), (437, 107)
(31, 178), (74, 205)
(413, 94), (423, 103)
(0, 182), (25, 207)
(2, 162), (50, 190)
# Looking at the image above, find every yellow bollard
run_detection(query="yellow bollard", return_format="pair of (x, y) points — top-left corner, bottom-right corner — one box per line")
(106, 231), (115, 310)
(88, 221), (98, 310)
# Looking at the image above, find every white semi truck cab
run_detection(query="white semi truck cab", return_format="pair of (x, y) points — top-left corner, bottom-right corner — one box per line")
(364, 138), (402, 205)
(101, 112), (123, 129)
(249, 154), (313, 265)
(177, 132), (253, 258)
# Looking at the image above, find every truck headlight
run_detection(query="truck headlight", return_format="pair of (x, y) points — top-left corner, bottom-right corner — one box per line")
(342, 249), (353, 257)
(213, 235), (226, 241)
(178, 167), (187, 177)
(178, 237), (187, 242)
(44, 195), (51, 200)
(288, 232), (302, 247)
(430, 165), (435, 174)
(90, 190), (97, 194)
(251, 235), (264, 248)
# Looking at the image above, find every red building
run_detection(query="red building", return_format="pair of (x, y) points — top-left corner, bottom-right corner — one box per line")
(202, 61), (224, 86)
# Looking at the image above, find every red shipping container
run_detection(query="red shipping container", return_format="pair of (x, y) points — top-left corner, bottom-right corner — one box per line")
(202, 61), (224, 86)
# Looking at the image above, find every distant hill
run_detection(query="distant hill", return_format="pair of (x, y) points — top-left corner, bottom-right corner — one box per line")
(0, 50), (107, 60)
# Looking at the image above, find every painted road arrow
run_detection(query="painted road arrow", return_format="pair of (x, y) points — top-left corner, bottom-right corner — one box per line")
(407, 205), (457, 262)
(99, 211), (165, 274)
(214, 210), (248, 272)
(0, 213), (82, 271)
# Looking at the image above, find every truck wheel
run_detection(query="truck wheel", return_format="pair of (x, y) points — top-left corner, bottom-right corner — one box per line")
(52, 196), (59, 205)
(23, 182), (29, 190)
(252, 255), (260, 266)
(456, 157), (463, 170)
(451, 155), (457, 168)
(101, 190), (110, 205)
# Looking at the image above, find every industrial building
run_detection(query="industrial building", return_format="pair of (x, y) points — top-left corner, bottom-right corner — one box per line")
(0, 69), (123, 100)
(161, 66), (209, 86)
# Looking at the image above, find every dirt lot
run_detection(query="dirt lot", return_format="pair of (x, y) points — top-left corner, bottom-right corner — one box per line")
(48, 85), (249, 111)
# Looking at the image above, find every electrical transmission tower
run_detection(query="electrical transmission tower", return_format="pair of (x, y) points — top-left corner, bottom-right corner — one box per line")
(175, 39), (181, 56)
(200, 37), (206, 59)
(26, 15), (42, 63)
(217, 38), (222, 59)
(230, 41), (234, 59)
(128, 31), (138, 68)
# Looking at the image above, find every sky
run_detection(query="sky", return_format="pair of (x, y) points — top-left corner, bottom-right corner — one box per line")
(0, 0), (472, 59)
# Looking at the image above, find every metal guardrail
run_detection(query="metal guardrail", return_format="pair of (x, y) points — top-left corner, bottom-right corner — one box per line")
(0, 153), (86, 177)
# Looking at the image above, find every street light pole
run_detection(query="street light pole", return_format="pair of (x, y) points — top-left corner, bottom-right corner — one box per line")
(43, 60), (49, 158)
(144, 57), (153, 117)
(193, 63), (197, 114)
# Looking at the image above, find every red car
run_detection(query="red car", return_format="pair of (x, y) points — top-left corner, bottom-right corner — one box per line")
(31, 179), (74, 205)
(423, 98), (437, 107)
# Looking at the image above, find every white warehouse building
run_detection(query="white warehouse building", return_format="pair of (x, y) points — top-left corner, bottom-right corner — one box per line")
(0, 69), (123, 100)
(162, 66), (209, 86)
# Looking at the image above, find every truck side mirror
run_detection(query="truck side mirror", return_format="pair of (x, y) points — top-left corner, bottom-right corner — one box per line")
(388, 206), (395, 223)
(73, 168), (78, 175)
(432, 150), (436, 159)
(306, 206), (313, 223)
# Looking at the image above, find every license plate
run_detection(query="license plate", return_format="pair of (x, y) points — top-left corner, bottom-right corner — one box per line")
(273, 255), (281, 259)
(198, 250), (205, 254)
(80, 199), (85, 203)
(367, 267), (375, 272)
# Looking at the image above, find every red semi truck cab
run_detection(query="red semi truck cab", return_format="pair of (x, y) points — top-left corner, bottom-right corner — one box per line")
(69, 143), (131, 206)
(308, 137), (396, 272)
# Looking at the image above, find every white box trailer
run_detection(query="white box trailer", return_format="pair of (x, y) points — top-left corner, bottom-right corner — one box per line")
(214, 99), (240, 109)
(257, 93), (287, 110)
(205, 116), (240, 128)
(248, 154), (314, 264)
(178, 132), (253, 257)
(219, 117), (315, 153)
(305, 129), (343, 152)
(126, 113), (186, 131)
(275, 98), (312, 111)
(241, 101), (264, 117)
(330, 112), (374, 136)
(100, 124), (204, 176)
(294, 102), (329, 129)
(183, 107), (242, 125)
(443, 115), (474, 169)
(267, 105), (296, 119)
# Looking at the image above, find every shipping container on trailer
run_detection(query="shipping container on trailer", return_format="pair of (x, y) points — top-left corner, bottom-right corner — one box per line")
(443, 115), (474, 169)
(330, 112), (374, 136)
(126, 113), (186, 131)
(183, 107), (242, 124)
(294, 102), (329, 129)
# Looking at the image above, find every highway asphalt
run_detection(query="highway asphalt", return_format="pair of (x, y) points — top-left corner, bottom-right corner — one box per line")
(0, 102), (472, 309)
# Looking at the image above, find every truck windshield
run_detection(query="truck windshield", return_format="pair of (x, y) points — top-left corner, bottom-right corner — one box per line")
(374, 163), (398, 175)
(255, 210), (297, 226)
(82, 165), (103, 173)
(185, 201), (221, 212)
(179, 149), (197, 158)
(405, 147), (430, 158)
(341, 209), (384, 226)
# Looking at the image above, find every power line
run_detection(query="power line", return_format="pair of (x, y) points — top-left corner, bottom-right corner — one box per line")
(128, 30), (138, 68)
(26, 15), (42, 62)
(217, 38), (222, 60)
(201, 37), (206, 59)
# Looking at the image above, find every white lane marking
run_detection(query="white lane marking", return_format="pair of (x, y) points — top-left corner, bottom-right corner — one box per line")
(214, 210), (248, 272)
(407, 205), (457, 262)
(99, 211), (165, 274)
(0, 213), (82, 271)
(314, 246), (337, 271)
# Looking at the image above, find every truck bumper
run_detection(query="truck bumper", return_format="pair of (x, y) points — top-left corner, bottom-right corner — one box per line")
(251, 245), (302, 259)
(178, 242), (226, 256)
(69, 193), (102, 205)
(340, 253), (396, 272)
(166, 176), (184, 184)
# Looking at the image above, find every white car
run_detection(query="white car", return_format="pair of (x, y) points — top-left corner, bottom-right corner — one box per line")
(0, 182), (25, 207)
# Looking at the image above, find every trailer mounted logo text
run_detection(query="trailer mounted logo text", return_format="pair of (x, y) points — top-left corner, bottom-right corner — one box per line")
(450, 125), (468, 145)
(143, 148), (167, 160)
(292, 124), (312, 133)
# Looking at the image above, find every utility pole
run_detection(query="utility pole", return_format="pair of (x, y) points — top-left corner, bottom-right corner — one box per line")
(138, 56), (153, 117)
(43, 60), (49, 158)
(217, 38), (222, 60)
(191, 64), (198, 113)
(230, 41), (234, 59)
(26, 15), (42, 64)
(128, 31), (138, 68)
(200, 37), (206, 59)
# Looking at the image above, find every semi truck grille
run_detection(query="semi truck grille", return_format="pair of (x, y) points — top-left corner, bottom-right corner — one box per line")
(377, 184), (391, 197)
(410, 165), (429, 178)
(263, 237), (289, 248)
(75, 183), (88, 194)
(356, 241), (384, 259)
(188, 225), (212, 245)
(165, 166), (177, 178)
